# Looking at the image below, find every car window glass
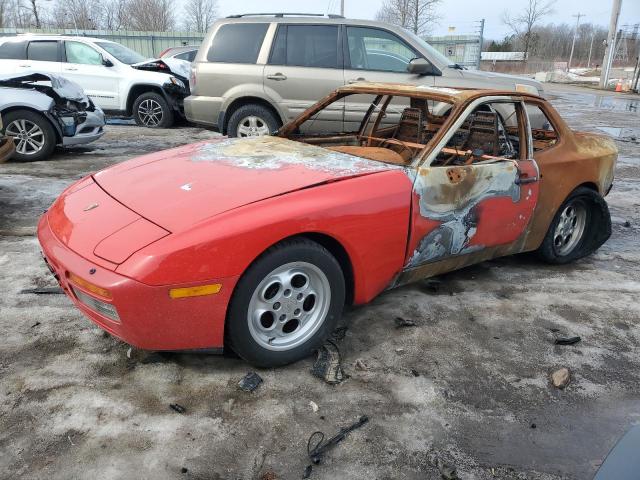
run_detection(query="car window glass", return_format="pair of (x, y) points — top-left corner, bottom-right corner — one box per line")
(0, 41), (27, 59)
(27, 41), (59, 62)
(285, 25), (339, 68)
(207, 23), (268, 63)
(433, 101), (522, 166)
(269, 26), (286, 65)
(65, 41), (102, 65)
(175, 51), (196, 61)
(95, 42), (145, 65)
(347, 27), (415, 73)
(526, 103), (558, 151)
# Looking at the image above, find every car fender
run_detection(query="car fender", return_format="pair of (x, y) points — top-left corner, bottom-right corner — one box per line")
(221, 85), (287, 125)
(118, 169), (413, 304)
(0, 88), (54, 112)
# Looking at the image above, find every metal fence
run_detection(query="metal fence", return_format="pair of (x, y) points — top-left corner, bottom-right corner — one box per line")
(0, 28), (205, 57)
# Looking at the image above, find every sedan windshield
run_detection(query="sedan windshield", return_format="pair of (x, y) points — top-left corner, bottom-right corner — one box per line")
(96, 42), (146, 65)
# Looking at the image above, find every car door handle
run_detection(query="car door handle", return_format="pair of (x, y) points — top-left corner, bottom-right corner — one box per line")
(64, 67), (78, 71)
(348, 77), (367, 84)
(266, 73), (287, 81)
(515, 171), (538, 185)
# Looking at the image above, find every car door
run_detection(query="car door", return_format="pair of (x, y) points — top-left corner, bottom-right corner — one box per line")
(343, 26), (437, 130)
(62, 41), (121, 110)
(0, 40), (29, 74)
(399, 98), (539, 283)
(263, 24), (344, 133)
(16, 40), (62, 75)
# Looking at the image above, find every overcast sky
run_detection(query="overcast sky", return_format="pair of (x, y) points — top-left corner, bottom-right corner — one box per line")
(217, 0), (640, 40)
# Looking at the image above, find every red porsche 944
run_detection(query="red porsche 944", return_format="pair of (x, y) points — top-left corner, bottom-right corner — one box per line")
(38, 84), (617, 367)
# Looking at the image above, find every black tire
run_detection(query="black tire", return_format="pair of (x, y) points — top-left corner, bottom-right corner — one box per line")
(226, 238), (345, 368)
(226, 104), (280, 138)
(132, 92), (174, 128)
(3, 109), (56, 162)
(536, 186), (611, 264)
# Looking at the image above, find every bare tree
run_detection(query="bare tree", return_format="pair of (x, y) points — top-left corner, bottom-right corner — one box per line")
(502, 0), (555, 62)
(50, 0), (100, 29)
(101, 0), (129, 30)
(126, 0), (173, 31)
(183, 0), (216, 33)
(376, 0), (441, 36)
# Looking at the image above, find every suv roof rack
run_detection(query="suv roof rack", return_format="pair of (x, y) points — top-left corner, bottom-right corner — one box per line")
(226, 13), (345, 19)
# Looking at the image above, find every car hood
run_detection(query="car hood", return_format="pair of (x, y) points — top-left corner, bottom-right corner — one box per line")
(93, 136), (395, 232)
(457, 69), (543, 93)
(0, 73), (89, 103)
(131, 58), (191, 83)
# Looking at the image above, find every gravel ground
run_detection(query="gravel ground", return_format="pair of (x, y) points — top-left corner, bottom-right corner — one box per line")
(1, 84), (639, 480)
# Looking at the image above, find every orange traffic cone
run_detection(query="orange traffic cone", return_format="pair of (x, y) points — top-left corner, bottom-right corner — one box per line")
(615, 80), (622, 92)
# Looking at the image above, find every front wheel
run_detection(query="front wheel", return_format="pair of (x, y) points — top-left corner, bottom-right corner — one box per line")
(226, 239), (345, 367)
(3, 109), (56, 161)
(133, 92), (174, 128)
(536, 186), (611, 264)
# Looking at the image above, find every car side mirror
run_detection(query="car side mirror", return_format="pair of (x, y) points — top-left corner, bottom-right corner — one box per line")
(407, 58), (441, 76)
(101, 55), (114, 67)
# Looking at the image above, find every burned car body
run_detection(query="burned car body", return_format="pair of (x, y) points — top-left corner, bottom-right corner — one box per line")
(38, 83), (617, 367)
(0, 73), (105, 161)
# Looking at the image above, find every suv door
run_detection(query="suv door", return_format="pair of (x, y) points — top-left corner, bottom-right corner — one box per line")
(264, 24), (344, 133)
(19, 40), (62, 74)
(0, 40), (28, 74)
(63, 41), (120, 110)
(343, 26), (436, 130)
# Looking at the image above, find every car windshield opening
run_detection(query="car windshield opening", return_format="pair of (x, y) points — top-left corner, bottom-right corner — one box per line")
(282, 91), (453, 167)
(96, 42), (146, 64)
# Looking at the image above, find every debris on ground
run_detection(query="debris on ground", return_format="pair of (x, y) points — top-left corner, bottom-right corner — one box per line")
(354, 358), (368, 371)
(309, 401), (319, 413)
(554, 336), (582, 345)
(259, 470), (277, 480)
(395, 348), (405, 355)
(623, 220), (631, 228)
(30, 321), (41, 328)
(19, 287), (63, 294)
(410, 368), (420, 377)
(180, 467), (188, 474)
(305, 416), (369, 477)
(394, 316), (417, 328)
(551, 368), (571, 389)
(311, 341), (345, 385)
(331, 326), (348, 341)
(238, 372), (263, 392)
(126, 347), (132, 359)
(169, 403), (186, 414)
(437, 459), (459, 480)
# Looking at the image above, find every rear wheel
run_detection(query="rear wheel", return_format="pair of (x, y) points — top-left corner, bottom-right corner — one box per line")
(4, 109), (56, 162)
(227, 104), (280, 138)
(133, 92), (174, 128)
(536, 186), (611, 264)
(226, 239), (345, 367)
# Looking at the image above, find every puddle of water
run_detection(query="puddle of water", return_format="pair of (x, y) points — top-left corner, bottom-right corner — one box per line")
(597, 127), (640, 143)
(593, 96), (639, 113)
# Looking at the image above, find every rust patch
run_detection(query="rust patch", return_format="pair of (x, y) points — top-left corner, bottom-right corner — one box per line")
(446, 167), (467, 184)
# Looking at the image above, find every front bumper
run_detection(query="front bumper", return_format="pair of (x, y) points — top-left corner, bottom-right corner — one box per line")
(37, 213), (236, 351)
(62, 108), (106, 146)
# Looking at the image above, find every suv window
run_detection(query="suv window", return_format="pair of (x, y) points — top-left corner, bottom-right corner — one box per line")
(346, 27), (415, 73)
(269, 25), (339, 69)
(175, 50), (196, 62)
(0, 41), (27, 59)
(27, 41), (59, 62)
(207, 23), (268, 64)
(65, 41), (102, 65)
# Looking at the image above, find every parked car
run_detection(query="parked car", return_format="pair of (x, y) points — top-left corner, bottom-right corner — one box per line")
(0, 73), (105, 161)
(0, 35), (190, 128)
(0, 115), (16, 163)
(185, 13), (544, 137)
(160, 46), (199, 62)
(39, 83), (616, 367)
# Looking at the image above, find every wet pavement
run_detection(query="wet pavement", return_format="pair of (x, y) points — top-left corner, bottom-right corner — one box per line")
(0, 84), (639, 480)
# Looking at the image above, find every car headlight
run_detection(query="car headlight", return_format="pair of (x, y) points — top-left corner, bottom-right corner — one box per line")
(167, 76), (185, 89)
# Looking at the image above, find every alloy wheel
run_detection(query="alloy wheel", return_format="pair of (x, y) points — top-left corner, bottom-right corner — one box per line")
(6, 119), (45, 156)
(237, 115), (270, 137)
(138, 99), (164, 127)
(247, 262), (331, 351)
(553, 201), (587, 256)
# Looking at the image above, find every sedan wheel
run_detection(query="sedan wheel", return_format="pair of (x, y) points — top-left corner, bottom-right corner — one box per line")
(236, 115), (271, 137)
(6, 119), (45, 156)
(247, 262), (331, 351)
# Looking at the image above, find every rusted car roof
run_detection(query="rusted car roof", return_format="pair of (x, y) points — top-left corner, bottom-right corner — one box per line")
(336, 82), (538, 104)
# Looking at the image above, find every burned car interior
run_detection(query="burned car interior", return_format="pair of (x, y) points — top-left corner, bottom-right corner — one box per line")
(281, 87), (536, 168)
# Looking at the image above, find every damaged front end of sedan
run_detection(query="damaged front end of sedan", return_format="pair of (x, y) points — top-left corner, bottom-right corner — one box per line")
(0, 73), (105, 142)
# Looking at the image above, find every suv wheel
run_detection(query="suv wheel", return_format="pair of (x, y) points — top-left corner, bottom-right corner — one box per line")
(227, 104), (280, 138)
(4, 109), (56, 162)
(133, 92), (174, 128)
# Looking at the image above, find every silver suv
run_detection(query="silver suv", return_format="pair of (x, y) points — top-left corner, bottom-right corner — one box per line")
(185, 13), (543, 137)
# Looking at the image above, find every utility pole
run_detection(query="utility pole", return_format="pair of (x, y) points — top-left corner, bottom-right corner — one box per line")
(340, 0), (344, 17)
(567, 13), (584, 71)
(600, 0), (623, 88)
(476, 19), (485, 70)
(587, 33), (595, 69)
